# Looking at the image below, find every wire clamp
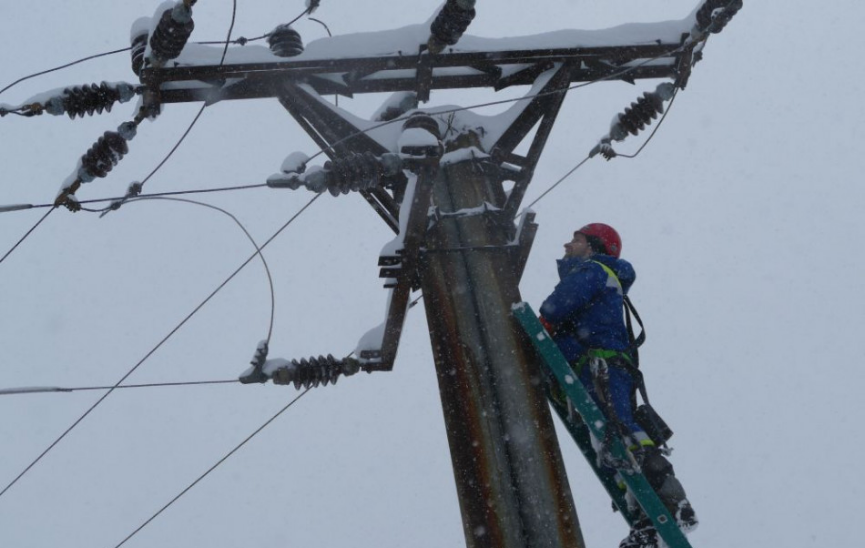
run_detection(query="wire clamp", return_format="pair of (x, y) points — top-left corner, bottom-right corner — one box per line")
(239, 340), (270, 384)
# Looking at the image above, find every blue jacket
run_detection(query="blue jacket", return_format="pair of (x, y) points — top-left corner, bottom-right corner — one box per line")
(539, 254), (636, 362)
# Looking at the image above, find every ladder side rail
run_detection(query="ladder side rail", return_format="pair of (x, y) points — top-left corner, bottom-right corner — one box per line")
(513, 303), (693, 548)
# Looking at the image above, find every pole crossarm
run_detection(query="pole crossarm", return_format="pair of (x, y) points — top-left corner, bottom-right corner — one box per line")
(278, 82), (402, 232)
(142, 41), (687, 105)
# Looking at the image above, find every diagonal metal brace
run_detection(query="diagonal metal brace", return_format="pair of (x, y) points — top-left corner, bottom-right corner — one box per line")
(361, 155), (440, 370)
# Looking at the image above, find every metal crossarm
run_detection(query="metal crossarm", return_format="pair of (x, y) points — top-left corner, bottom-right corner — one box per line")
(142, 43), (686, 105)
(512, 303), (694, 548)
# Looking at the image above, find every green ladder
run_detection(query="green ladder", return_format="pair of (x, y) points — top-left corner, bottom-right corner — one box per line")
(513, 303), (694, 548)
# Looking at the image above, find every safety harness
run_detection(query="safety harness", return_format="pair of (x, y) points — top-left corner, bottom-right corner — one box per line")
(584, 261), (673, 459)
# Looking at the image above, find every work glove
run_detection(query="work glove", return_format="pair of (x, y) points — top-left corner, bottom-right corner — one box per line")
(539, 315), (555, 335)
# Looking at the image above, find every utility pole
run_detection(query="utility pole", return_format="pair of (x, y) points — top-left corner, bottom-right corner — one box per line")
(420, 140), (582, 547)
(13, 1), (742, 545)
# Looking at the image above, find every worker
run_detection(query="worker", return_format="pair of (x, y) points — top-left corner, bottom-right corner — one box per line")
(539, 223), (697, 548)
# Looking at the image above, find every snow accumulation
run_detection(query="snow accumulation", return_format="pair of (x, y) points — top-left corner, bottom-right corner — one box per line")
(398, 127), (440, 150)
(168, 15), (699, 67)
(379, 172), (418, 258)
(371, 91), (418, 122)
(354, 320), (387, 357)
(440, 146), (489, 166)
(130, 16), (151, 42)
(280, 151), (310, 174)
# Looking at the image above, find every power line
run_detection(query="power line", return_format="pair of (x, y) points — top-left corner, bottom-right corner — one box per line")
(120, 195), (277, 343)
(1, 19), (691, 489)
(520, 157), (592, 215)
(296, 40), (692, 168)
(113, 388), (311, 548)
(0, 192), (321, 501)
(97, 102), (208, 217)
(1, 183), (267, 213)
(98, 0), (238, 217)
(519, 86), (682, 215)
(0, 379), (239, 396)
(615, 87), (680, 159)
(0, 208), (54, 266)
(2, 38), (689, 264)
(0, 47), (131, 98)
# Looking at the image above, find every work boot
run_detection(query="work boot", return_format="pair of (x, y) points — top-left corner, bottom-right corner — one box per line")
(640, 446), (699, 532)
(619, 518), (659, 548)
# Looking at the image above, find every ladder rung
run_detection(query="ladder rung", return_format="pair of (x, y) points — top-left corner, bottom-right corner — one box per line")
(513, 303), (694, 548)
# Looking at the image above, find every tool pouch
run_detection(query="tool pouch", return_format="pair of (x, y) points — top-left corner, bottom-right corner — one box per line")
(635, 403), (673, 445)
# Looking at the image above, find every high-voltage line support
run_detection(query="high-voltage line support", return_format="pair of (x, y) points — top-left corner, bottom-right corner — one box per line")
(7, 1), (740, 546)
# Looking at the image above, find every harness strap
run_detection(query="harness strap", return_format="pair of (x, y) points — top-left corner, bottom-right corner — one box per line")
(589, 260), (646, 358)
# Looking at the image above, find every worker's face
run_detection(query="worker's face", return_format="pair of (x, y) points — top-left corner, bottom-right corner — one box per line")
(564, 232), (593, 258)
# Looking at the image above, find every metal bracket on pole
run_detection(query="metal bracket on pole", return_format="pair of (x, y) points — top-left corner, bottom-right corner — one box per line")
(494, 62), (574, 223)
(278, 82), (403, 233)
(361, 116), (443, 370)
(510, 211), (538, 283)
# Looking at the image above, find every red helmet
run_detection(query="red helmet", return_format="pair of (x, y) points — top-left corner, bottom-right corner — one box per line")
(578, 223), (622, 258)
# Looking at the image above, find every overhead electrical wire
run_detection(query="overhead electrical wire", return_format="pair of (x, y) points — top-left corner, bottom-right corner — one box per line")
(0, 47), (132, 99)
(0, 6), (735, 543)
(0, 192), (320, 501)
(1, 183), (267, 213)
(519, 86), (681, 215)
(0, 379), (239, 396)
(120, 195), (277, 343)
(99, 0), (238, 217)
(1, 28), (693, 266)
(298, 39), (696, 168)
(112, 388), (311, 548)
(615, 87), (679, 159)
(0, 3), (701, 496)
(0, 208), (54, 266)
(1, 0), (304, 502)
(96, 103), (208, 216)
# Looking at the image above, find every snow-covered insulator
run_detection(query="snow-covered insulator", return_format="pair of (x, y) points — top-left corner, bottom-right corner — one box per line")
(617, 87), (670, 137)
(695, 0), (743, 34)
(429, 0), (476, 53)
(79, 130), (129, 181)
(399, 113), (443, 157)
(271, 355), (361, 389)
(44, 82), (138, 119)
(611, 83), (676, 139)
(322, 152), (389, 196)
(131, 31), (148, 76)
(589, 83), (676, 158)
(267, 24), (304, 57)
(149, 3), (195, 64)
(402, 112), (442, 140)
(55, 123), (135, 210)
(268, 152), (402, 195)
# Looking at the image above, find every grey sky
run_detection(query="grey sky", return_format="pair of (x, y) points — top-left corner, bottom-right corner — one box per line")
(1, 1), (862, 547)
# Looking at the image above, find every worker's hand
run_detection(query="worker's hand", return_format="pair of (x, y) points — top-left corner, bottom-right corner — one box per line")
(539, 315), (555, 335)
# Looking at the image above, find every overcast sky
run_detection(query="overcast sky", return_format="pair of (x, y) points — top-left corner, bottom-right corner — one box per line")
(1, 1), (863, 547)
